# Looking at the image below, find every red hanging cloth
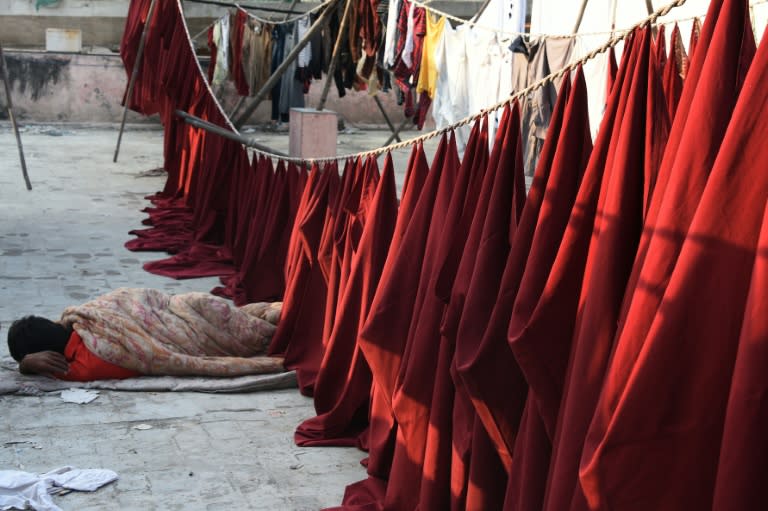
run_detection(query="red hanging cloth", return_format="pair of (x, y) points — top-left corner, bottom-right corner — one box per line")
(662, 24), (687, 120)
(503, 66), (592, 511)
(541, 26), (670, 511)
(712, 202), (768, 511)
(581, 4), (757, 506)
(296, 154), (397, 447)
(580, 18), (768, 509)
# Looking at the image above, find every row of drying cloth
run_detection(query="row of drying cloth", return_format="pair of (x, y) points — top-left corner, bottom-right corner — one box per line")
(190, 0), (694, 163)
(187, 0), (768, 36)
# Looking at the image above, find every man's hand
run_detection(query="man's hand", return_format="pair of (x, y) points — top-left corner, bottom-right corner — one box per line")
(19, 351), (69, 377)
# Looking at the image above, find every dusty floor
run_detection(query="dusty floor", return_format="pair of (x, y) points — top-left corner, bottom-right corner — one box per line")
(0, 122), (436, 510)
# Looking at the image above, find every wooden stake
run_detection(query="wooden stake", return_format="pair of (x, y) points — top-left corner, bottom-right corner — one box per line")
(373, 94), (401, 143)
(316, 0), (352, 111)
(114, 0), (159, 163)
(0, 44), (32, 190)
(232, 0), (341, 128)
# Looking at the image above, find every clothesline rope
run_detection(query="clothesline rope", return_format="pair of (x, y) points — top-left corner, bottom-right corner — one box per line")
(235, 0), (331, 25)
(413, 0), (766, 39)
(239, 0), (689, 164)
(176, 0), (240, 132)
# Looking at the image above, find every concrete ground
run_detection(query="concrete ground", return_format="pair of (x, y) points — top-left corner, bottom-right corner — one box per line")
(0, 123), (437, 511)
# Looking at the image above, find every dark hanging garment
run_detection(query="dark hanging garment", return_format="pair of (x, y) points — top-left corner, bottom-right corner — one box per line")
(270, 163), (340, 395)
(503, 66), (592, 511)
(296, 155), (398, 447)
(582, 4), (757, 501)
(579, 6), (764, 511)
(713, 204), (768, 511)
(207, 25), (217, 83)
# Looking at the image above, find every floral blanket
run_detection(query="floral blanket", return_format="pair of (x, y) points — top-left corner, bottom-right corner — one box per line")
(60, 288), (284, 377)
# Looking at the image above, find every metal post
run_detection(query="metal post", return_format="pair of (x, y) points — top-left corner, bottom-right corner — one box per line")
(175, 109), (289, 156)
(373, 94), (401, 143)
(316, 0), (352, 111)
(232, 0), (340, 128)
(0, 44), (32, 190)
(114, 0), (159, 163)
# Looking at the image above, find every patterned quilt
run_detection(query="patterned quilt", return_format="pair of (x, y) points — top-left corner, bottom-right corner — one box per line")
(60, 288), (284, 377)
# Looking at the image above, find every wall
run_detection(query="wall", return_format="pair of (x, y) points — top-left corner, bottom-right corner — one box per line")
(0, 49), (423, 127)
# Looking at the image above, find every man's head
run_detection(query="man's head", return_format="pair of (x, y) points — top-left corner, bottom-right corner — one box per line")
(7, 316), (70, 362)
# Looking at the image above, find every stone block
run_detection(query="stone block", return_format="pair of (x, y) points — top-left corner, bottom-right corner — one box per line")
(288, 107), (337, 159)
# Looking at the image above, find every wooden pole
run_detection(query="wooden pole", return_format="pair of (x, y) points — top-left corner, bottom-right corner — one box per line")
(0, 44), (32, 190)
(383, 116), (411, 147)
(316, 0), (352, 111)
(373, 94), (401, 143)
(232, 0), (340, 128)
(645, 0), (654, 15)
(114, 0), (158, 163)
(572, 0), (590, 33)
(175, 109), (289, 156)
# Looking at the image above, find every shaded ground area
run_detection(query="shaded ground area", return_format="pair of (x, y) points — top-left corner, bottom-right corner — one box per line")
(0, 123), (434, 510)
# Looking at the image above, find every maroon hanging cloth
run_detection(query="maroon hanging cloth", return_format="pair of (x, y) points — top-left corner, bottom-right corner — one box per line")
(141, 137), (244, 280)
(539, 27), (671, 511)
(212, 156), (276, 302)
(319, 160), (358, 351)
(453, 55), (605, 474)
(358, 136), (452, 405)
(270, 162), (341, 395)
(580, 22), (768, 510)
(207, 25), (217, 83)
(336, 145), (431, 511)
(296, 155), (397, 447)
(688, 17), (702, 63)
(606, 46), (618, 98)
(446, 104), (528, 511)
(231, 9), (250, 96)
(238, 161), (304, 303)
(582, 2), (757, 501)
(654, 24), (667, 71)
(503, 66), (592, 511)
(415, 116), (494, 511)
(382, 122), (483, 511)
(662, 24), (686, 120)
(712, 204), (768, 511)
(432, 105), (515, 511)
(352, 133), (458, 511)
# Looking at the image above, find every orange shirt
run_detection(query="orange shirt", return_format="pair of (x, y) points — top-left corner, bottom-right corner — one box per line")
(57, 331), (141, 382)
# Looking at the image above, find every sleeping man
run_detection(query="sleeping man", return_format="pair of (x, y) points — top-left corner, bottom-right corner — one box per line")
(7, 288), (284, 381)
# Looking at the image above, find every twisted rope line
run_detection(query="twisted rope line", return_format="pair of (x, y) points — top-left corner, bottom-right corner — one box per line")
(244, 0), (687, 164)
(236, 0), (331, 25)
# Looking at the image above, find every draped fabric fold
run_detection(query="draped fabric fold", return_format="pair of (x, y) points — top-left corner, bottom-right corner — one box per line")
(712, 203), (768, 511)
(580, 17), (768, 511)
(295, 155), (396, 447)
(580, 3), (758, 508)
(503, 65), (592, 511)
